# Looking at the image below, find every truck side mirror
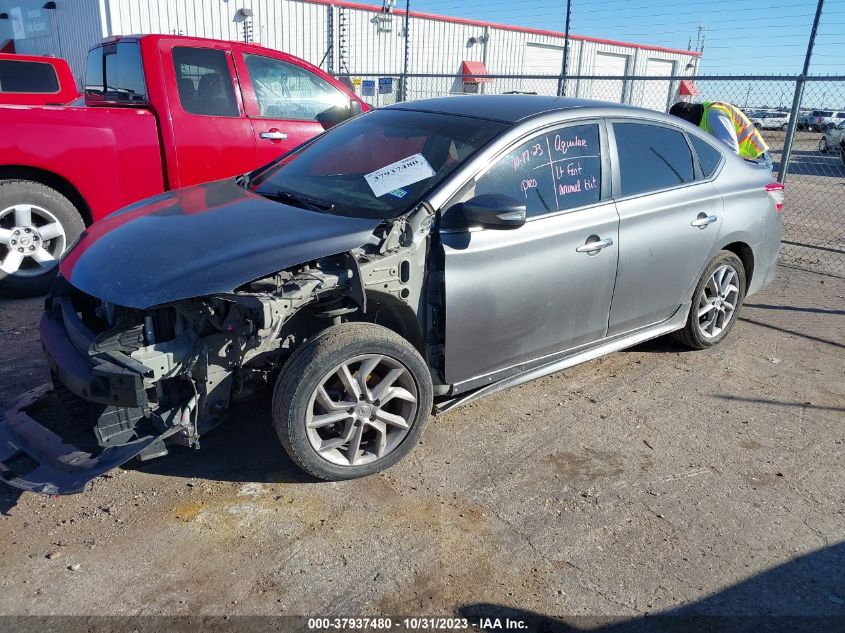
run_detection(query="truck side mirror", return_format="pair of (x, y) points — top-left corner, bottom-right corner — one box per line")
(450, 194), (527, 230)
(316, 100), (363, 130)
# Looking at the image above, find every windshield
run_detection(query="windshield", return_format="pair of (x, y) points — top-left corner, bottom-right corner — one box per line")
(249, 109), (510, 219)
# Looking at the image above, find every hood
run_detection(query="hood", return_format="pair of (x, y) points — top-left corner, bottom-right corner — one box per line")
(61, 180), (381, 309)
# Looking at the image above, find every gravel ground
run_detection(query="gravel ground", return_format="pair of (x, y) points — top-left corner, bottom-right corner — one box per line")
(0, 264), (842, 626)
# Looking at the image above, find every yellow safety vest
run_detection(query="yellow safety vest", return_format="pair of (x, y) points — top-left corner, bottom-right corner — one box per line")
(700, 101), (769, 159)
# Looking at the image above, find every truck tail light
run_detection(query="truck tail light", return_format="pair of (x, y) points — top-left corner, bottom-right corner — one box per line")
(766, 182), (785, 212)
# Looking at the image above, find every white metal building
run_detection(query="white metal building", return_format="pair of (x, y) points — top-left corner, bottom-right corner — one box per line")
(0, 0), (701, 109)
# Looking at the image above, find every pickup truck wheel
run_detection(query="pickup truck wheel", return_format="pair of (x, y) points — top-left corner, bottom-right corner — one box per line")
(272, 323), (433, 481)
(0, 180), (84, 298)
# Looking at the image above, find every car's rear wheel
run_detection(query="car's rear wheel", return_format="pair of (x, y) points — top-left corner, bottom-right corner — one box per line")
(0, 180), (85, 298)
(781, 123), (789, 132)
(672, 251), (746, 350)
(272, 322), (433, 480)
(819, 137), (829, 153)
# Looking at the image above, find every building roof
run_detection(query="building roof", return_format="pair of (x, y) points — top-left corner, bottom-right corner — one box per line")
(387, 94), (648, 123)
(303, 0), (701, 58)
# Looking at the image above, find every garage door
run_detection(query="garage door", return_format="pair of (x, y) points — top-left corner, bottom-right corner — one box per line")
(523, 43), (563, 95)
(590, 52), (628, 102)
(641, 58), (675, 112)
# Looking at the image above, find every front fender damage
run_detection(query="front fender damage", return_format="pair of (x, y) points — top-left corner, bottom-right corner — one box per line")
(0, 210), (432, 494)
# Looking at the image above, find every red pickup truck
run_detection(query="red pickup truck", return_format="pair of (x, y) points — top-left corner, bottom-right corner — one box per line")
(0, 53), (79, 106)
(0, 35), (367, 297)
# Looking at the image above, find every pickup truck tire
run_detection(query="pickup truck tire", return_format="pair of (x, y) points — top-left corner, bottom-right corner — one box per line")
(272, 323), (433, 481)
(0, 180), (85, 298)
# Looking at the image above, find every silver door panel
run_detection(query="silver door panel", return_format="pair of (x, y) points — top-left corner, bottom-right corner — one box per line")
(441, 202), (619, 386)
(608, 182), (724, 336)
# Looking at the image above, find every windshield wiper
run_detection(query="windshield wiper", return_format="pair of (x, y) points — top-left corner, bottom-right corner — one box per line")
(263, 189), (335, 212)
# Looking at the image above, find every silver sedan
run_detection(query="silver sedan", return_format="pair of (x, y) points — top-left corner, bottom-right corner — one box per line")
(0, 96), (785, 491)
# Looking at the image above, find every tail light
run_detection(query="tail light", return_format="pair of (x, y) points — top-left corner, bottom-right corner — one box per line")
(766, 182), (785, 212)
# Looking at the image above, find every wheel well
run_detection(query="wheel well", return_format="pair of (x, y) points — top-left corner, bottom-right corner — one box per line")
(722, 242), (754, 288)
(0, 166), (92, 225)
(359, 292), (425, 355)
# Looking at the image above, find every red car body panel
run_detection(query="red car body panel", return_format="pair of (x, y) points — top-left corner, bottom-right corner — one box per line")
(0, 53), (79, 105)
(0, 105), (165, 221)
(0, 35), (367, 222)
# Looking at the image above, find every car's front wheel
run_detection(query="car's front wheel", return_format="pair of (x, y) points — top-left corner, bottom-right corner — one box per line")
(672, 251), (747, 350)
(819, 136), (829, 153)
(272, 322), (433, 480)
(0, 180), (85, 298)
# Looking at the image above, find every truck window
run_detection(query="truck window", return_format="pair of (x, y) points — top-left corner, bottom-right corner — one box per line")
(0, 60), (59, 93)
(173, 47), (239, 117)
(85, 42), (147, 102)
(244, 54), (349, 121)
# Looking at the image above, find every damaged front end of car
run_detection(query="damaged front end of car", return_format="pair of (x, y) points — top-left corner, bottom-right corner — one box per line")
(0, 205), (431, 494)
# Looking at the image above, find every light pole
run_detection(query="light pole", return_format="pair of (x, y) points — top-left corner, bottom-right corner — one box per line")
(557, 0), (572, 97)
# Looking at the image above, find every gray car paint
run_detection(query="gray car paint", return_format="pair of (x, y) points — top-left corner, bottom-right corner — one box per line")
(414, 100), (781, 396)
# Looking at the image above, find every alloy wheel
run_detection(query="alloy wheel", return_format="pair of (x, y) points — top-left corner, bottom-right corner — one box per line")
(696, 264), (740, 339)
(819, 137), (828, 152)
(0, 204), (67, 277)
(305, 354), (418, 467)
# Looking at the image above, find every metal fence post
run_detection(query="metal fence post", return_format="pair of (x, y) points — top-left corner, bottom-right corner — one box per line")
(400, 0), (411, 102)
(778, 0), (824, 184)
(556, 0), (572, 96)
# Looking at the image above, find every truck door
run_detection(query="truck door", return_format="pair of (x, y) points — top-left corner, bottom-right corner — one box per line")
(233, 49), (354, 166)
(159, 40), (257, 188)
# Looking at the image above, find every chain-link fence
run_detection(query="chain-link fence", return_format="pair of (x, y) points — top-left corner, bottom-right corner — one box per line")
(340, 72), (845, 277)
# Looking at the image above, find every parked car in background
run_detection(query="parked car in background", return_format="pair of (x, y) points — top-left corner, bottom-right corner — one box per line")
(0, 34), (367, 298)
(0, 96), (784, 494)
(751, 110), (790, 131)
(804, 110), (845, 132)
(818, 120), (845, 154)
(0, 53), (78, 105)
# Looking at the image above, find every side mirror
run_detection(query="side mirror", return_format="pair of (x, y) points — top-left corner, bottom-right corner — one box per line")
(451, 193), (527, 230)
(316, 100), (364, 130)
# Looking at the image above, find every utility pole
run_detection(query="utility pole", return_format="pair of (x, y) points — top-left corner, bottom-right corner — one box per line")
(400, 0), (411, 102)
(557, 0), (572, 97)
(779, 0), (824, 183)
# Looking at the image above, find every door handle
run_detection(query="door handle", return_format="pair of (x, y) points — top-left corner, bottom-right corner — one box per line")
(691, 214), (718, 229)
(576, 237), (614, 254)
(260, 129), (288, 141)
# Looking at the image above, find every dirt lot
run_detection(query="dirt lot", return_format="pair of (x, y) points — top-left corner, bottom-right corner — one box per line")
(0, 264), (843, 627)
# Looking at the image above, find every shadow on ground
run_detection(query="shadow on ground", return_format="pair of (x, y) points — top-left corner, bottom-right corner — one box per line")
(127, 397), (317, 486)
(458, 543), (845, 632)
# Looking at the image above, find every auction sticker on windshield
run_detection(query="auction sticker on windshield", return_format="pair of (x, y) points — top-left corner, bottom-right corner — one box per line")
(364, 154), (435, 198)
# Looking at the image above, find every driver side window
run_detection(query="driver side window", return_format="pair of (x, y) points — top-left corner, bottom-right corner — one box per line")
(244, 54), (349, 121)
(474, 123), (602, 218)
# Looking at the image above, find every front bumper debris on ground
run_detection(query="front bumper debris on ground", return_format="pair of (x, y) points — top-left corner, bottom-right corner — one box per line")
(0, 384), (175, 495)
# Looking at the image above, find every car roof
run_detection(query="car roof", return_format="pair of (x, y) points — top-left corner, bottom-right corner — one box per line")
(385, 94), (656, 124)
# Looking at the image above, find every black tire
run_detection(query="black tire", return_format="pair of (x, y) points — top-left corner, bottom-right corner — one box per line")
(781, 123), (789, 132)
(672, 250), (747, 350)
(819, 137), (829, 153)
(0, 180), (85, 298)
(272, 322), (433, 481)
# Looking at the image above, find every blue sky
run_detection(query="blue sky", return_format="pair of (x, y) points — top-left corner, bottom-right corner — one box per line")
(363, 0), (845, 76)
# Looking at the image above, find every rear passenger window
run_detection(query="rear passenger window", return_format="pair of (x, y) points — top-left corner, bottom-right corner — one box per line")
(0, 60), (59, 93)
(173, 47), (238, 117)
(475, 123), (601, 218)
(85, 43), (146, 102)
(689, 134), (723, 178)
(613, 123), (695, 197)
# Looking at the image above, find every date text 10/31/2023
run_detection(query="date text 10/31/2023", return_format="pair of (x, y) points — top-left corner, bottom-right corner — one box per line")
(510, 126), (600, 212)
